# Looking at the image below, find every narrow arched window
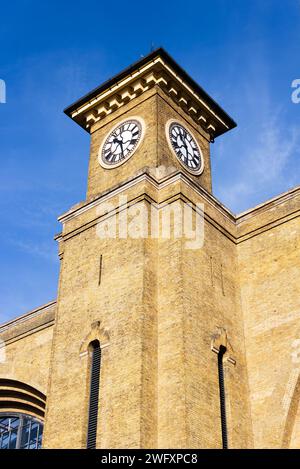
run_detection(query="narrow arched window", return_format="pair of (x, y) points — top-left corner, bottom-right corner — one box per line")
(218, 345), (228, 449)
(87, 340), (101, 449)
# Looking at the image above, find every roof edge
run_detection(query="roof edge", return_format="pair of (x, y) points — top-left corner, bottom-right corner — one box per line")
(63, 47), (236, 131)
(0, 300), (56, 331)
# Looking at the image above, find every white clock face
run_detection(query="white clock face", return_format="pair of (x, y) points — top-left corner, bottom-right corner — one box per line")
(100, 119), (143, 168)
(168, 121), (203, 174)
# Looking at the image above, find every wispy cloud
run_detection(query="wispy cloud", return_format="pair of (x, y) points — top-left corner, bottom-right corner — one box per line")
(9, 239), (58, 263)
(212, 39), (300, 213)
(218, 114), (300, 210)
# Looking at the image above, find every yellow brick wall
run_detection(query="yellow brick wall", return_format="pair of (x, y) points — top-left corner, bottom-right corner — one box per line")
(43, 226), (159, 448)
(0, 303), (55, 416)
(0, 327), (53, 396)
(237, 195), (300, 448)
(43, 168), (253, 448)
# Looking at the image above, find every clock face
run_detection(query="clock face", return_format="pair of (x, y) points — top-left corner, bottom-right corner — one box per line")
(100, 119), (143, 168)
(168, 122), (203, 173)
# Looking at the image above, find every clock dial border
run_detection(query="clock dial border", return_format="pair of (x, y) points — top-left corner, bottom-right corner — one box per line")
(166, 119), (204, 175)
(98, 116), (145, 169)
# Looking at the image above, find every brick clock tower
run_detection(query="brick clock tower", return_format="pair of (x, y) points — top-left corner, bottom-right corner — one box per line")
(2, 47), (300, 450)
(42, 48), (252, 449)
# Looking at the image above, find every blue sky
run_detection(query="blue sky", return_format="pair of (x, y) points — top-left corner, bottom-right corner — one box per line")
(0, 0), (299, 322)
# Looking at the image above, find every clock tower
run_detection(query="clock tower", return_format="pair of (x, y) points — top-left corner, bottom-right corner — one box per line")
(65, 48), (235, 200)
(42, 49), (253, 449)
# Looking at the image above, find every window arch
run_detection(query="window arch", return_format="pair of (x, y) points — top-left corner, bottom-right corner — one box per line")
(0, 379), (46, 449)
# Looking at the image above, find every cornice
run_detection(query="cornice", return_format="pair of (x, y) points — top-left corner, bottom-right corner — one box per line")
(57, 171), (236, 225)
(65, 52), (236, 140)
(57, 173), (300, 245)
(236, 185), (300, 222)
(0, 300), (56, 333)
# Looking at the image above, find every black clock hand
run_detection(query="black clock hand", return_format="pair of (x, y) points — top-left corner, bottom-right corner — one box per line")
(179, 129), (189, 153)
(177, 132), (187, 151)
(179, 135), (189, 157)
(113, 136), (125, 158)
(119, 140), (125, 158)
(182, 131), (193, 158)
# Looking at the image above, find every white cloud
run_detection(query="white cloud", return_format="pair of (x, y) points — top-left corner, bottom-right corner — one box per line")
(212, 44), (300, 213)
(219, 114), (300, 210)
(9, 239), (58, 263)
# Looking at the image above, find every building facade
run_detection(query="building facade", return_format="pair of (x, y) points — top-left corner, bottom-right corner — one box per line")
(0, 49), (300, 449)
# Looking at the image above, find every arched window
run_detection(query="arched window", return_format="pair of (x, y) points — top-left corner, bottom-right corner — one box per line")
(86, 340), (101, 449)
(218, 345), (228, 449)
(0, 413), (43, 449)
(0, 379), (46, 450)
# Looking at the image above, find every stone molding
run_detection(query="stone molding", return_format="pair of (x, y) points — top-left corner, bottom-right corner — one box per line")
(79, 321), (110, 357)
(68, 57), (231, 140)
(211, 327), (236, 365)
(0, 301), (56, 344)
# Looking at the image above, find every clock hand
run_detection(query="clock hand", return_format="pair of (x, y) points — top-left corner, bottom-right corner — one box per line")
(179, 137), (189, 157)
(113, 136), (125, 158)
(178, 130), (189, 152)
(119, 140), (125, 158)
(182, 131), (190, 152)
(182, 133), (193, 159)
